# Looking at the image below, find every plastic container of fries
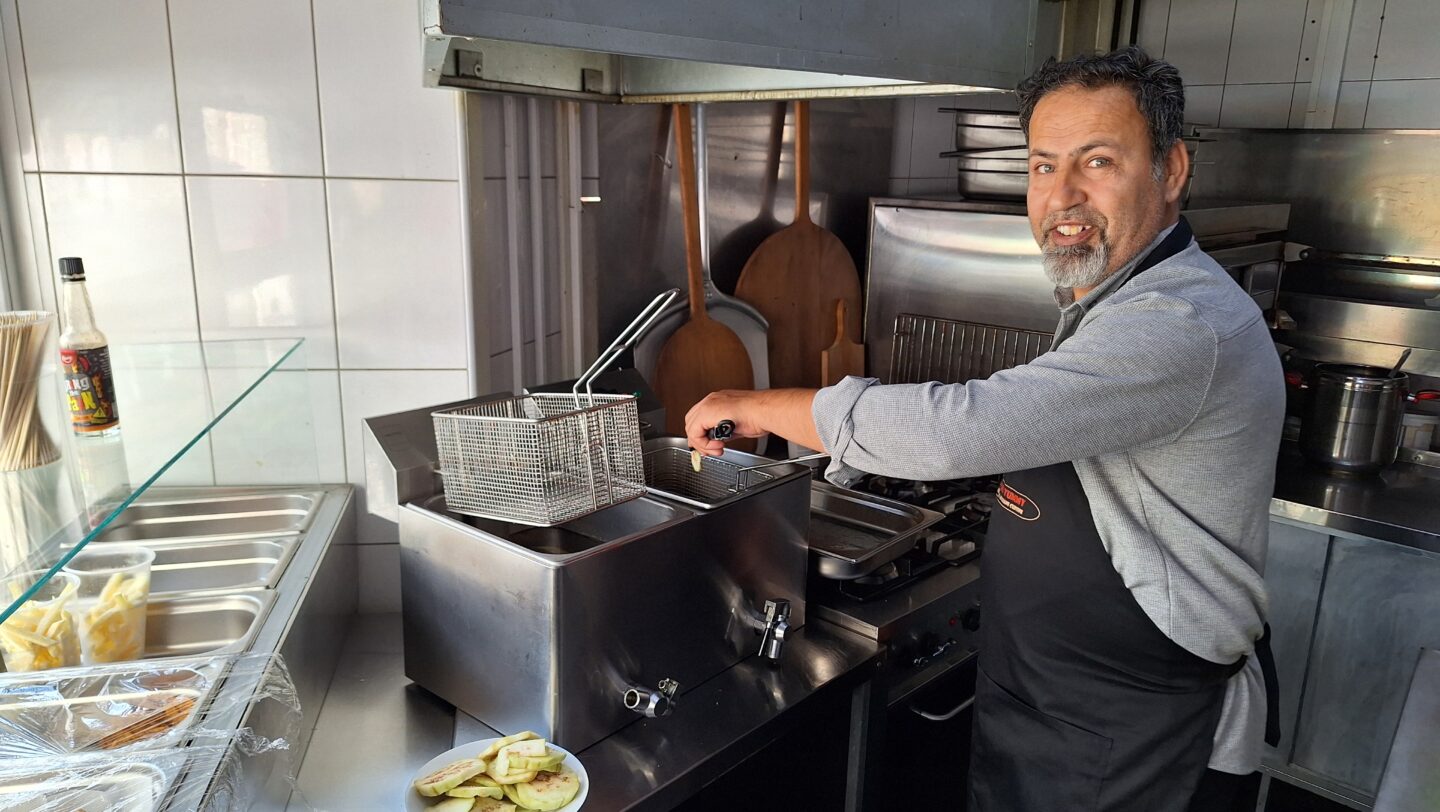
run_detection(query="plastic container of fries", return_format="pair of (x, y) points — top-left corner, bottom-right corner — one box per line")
(0, 570), (81, 672)
(63, 545), (154, 664)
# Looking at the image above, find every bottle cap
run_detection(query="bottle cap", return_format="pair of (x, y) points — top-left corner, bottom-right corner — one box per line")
(58, 257), (86, 280)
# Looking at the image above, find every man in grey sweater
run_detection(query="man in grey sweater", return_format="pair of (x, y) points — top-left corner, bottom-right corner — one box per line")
(686, 47), (1285, 811)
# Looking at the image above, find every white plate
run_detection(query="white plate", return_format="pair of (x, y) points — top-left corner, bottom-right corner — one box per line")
(405, 738), (588, 812)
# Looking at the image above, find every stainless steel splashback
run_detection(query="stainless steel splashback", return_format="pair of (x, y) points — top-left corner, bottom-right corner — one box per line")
(1190, 128), (1440, 262)
(864, 200), (1052, 382)
(862, 198), (1292, 383)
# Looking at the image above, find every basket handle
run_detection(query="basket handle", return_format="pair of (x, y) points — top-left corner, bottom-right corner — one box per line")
(573, 288), (681, 405)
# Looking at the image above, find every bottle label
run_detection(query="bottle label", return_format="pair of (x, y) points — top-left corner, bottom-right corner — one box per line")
(61, 346), (120, 432)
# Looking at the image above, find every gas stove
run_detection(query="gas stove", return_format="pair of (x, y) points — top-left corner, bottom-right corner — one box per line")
(808, 474), (994, 705)
(828, 475), (995, 603)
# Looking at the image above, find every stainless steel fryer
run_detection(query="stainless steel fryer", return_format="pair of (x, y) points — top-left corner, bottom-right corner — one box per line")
(365, 399), (811, 753)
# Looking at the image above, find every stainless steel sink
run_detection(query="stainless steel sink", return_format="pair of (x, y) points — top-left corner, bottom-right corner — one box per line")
(97, 491), (321, 543)
(148, 538), (295, 596)
(144, 591), (274, 661)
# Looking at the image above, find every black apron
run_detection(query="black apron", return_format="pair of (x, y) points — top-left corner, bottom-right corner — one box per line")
(967, 220), (1278, 812)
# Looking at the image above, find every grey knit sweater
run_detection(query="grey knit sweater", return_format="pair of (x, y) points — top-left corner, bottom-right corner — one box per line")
(812, 227), (1285, 773)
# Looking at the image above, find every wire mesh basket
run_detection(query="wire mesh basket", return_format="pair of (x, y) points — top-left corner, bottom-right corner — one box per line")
(433, 394), (645, 526)
(643, 445), (774, 510)
(432, 289), (679, 527)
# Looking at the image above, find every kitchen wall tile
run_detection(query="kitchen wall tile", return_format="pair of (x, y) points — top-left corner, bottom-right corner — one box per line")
(1225, 0), (1308, 85)
(1218, 83), (1295, 128)
(357, 543), (400, 613)
(1294, 0), (1324, 83)
(889, 97), (916, 179)
(19, 174), (52, 313)
(328, 179), (468, 370)
(1163, 0), (1237, 86)
(1289, 83), (1312, 128)
(0, 0), (35, 172)
(1373, 0), (1440, 81)
(120, 350), (216, 487)
(338, 369), (470, 545)
(1333, 81), (1371, 128)
(40, 173), (198, 345)
(1365, 79), (1440, 129)
(908, 99), (957, 180)
(1185, 85), (1224, 127)
(313, 0), (460, 179)
(169, 0), (323, 175)
(187, 176), (337, 368)
(212, 368), (346, 486)
(907, 177), (957, 196)
(1342, 0), (1386, 81)
(19, 0), (180, 173)
(1136, 0), (1172, 56)
(960, 92), (1018, 113)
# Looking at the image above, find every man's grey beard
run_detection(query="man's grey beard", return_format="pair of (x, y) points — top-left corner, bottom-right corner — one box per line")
(1043, 240), (1111, 289)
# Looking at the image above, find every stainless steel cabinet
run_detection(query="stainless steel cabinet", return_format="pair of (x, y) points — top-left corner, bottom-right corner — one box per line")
(1263, 518), (1440, 807)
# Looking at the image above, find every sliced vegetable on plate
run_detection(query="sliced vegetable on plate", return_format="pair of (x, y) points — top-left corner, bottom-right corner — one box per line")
(413, 735), (583, 811)
(416, 757), (488, 797)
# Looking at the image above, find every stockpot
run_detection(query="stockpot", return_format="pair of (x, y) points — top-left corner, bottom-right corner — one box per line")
(1296, 363), (1440, 474)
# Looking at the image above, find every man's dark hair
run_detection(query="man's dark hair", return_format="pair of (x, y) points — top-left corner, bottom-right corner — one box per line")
(1015, 46), (1184, 178)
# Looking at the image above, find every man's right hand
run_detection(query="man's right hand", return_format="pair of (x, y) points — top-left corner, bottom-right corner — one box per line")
(685, 390), (766, 456)
(684, 388), (826, 457)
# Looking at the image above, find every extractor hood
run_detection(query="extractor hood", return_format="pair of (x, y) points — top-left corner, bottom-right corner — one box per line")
(422, 0), (1063, 102)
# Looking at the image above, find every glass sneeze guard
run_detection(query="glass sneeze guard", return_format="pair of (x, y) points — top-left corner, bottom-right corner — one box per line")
(1, 336), (319, 624)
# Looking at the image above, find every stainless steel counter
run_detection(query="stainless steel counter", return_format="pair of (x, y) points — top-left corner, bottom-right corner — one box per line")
(1272, 443), (1440, 553)
(288, 614), (883, 811)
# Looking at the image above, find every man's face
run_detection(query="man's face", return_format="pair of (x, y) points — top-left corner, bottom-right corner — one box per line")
(1026, 84), (1177, 291)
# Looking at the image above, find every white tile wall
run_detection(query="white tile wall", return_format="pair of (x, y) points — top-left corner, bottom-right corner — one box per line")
(1342, 0), (1386, 81)
(1163, 0), (1237, 86)
(1185, 86), (1224, 127)
(169, 0), (323, 175)
(1143, 0), (1440, 129)
(1136, 0), (1172, 56)
(1289, 84), (1312, 128)
(313, 0), (460, 180)
(1, 0), (475, 578)
(1365, 79), (1440, 129)
(19, 0), (181, 173)
(1373, 0), (1440, 81)
(909, 99), (959, 181)
(0, 0), (35, 172)
(1218, 83), (1295, 128)
(41, 173), (198, 344)
(889, 92), (1015, 196)
(889, 97), (916, 179)
(1334, 81), (1371, 128)
(187, 176), (337, 367)
(211, 368), (346, 486)
(1294, 0), (1323, 84)
(338, 369), (471, 545)
(19, 173), (50, 313)
(328, 179), (468, 370)
(1225, 0), (1308, 85)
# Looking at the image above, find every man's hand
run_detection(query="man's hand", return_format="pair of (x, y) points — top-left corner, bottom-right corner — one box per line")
(685, 390), (766, 456)
(684, 388), (826, 456)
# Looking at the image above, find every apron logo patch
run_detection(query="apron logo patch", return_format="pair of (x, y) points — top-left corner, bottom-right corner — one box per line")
(997, 481), (1041, 521)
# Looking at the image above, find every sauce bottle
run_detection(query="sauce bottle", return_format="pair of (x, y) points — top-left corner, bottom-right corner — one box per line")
(57, 257), (120, 435)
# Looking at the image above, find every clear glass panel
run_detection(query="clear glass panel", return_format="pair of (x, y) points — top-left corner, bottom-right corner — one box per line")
(1, 336), (314, 624)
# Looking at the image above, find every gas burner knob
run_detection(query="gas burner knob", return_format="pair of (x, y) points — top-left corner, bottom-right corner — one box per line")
(960, 606), (981, 632)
